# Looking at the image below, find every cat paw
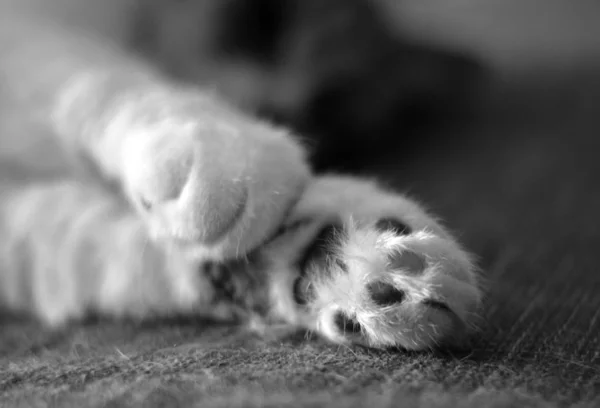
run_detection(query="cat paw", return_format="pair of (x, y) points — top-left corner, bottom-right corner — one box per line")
(120, 92), (310, 260)
(263, 176), (483, 350)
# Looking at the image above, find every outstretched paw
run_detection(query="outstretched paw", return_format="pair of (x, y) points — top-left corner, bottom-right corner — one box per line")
(120, 91), (310, 260)
(263, 176), (483, 350)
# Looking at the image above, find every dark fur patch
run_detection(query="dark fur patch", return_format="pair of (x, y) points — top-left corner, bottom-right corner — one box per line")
(201, 259), (269, 316)
(367, 281), (405, 307)
(297, 223), (346, 274)
(202, 261), (237, 302)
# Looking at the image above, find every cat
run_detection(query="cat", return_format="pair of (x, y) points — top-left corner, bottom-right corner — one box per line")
(0, 0), (483, 350)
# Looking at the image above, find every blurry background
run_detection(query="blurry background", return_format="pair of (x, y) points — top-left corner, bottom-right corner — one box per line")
(2, 1), (600, 406)
(388, 0), (600, 71)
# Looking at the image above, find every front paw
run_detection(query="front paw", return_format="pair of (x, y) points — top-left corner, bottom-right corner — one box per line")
(318, 227), (482, 350)
(263, 176), (483, 350)
(120, 92), (310, 260)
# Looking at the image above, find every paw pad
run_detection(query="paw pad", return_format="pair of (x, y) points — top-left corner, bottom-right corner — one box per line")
(367, 281), (405, 306)
(333, 311), (362, 334)
(389, 250), (426, 275)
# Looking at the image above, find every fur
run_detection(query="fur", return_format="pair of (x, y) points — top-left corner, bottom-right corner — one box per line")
(259, 176), (481, 349)
(0, 0), (483, 350)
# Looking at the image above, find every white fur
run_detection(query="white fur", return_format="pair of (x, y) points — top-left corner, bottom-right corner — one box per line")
(0, 0), (483, 350)
(0, 1), (311, 261)
(262, 176), (482, 350)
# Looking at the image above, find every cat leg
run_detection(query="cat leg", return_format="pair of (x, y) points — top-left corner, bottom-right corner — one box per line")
(259, 175), (484, 350)
(0, 178), (237, 327)
(0, 13), (310, 262)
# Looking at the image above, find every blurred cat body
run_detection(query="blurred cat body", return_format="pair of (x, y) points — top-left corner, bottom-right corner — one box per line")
(1, 0), (483, 170)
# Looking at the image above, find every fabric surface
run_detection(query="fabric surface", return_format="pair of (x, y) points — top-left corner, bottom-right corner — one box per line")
(1, 65), (599, 407)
